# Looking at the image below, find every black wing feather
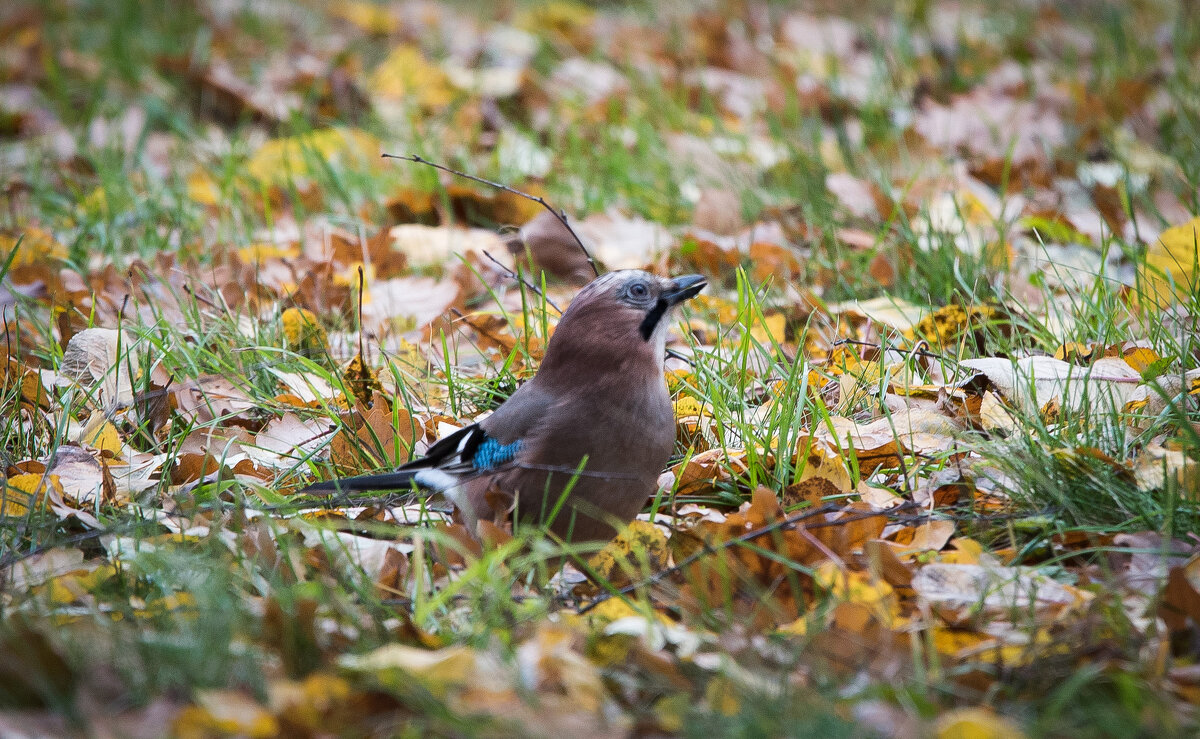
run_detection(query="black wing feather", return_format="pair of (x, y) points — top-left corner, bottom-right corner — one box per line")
(299, 424), (487, 494)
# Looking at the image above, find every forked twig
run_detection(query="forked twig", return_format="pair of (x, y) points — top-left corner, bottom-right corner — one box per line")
(481, 250), (561, 313)
(382, 153), (600, 278)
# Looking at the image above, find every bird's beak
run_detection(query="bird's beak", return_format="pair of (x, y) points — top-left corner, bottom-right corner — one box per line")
(662, 274), (707, 306)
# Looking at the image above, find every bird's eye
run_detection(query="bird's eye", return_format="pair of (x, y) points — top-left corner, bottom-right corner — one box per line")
(627, 282), (650, 300)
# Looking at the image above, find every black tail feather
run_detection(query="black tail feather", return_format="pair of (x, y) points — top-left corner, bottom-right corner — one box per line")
(300, 470), (420, 494)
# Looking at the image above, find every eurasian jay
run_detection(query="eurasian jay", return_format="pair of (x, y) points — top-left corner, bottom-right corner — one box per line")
(303, 270), (707, 545)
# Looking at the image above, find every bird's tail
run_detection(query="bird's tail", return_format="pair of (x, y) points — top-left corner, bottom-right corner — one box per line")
(300, 470), (420, 494)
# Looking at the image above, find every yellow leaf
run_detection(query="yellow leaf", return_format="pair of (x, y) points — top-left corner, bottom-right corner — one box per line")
(333, 261), (375, 288)
(930, 627), (991, 658)
(939, 538), (984, 565)
(81, 411), (123, 456)
(393, 338), (425, 370)
(134, 592), (198, 619)
(369, 46), (455, 109)
(280, 307), (328, 352)
(2, 473), (57, 518)
(1053, 342), (1095, 363)
(703, 675), (742, 717)
(666, 368), (697, 392)
(238, 242), (300, 262)
(0, 227), (67, 267)
(175, 690), (278, 739)
(331, 1), (398, 34)
(827, 346), (881, 383)
(267, 672), (352, 729)
(577, 596), (644, 630)
(4, 357), (50, 408)
(246, 128), (381, 185)
(588, 520), (669, 583)
(186, 171), (221, 206)
(517, 1), (596, 45)
(776, 615), (813, 636)
(907, 304), (998, 349)
(793, 438), (852, 491)
(673, 395), (708, 417)
(1122, 346), (1160, 374)
(1140, 216), (1200, 306)
(341, 355), (383, 402)
(749, 312), (786, 346)
(40, 564), (119, 605)
(78, 187), (112, 218)
(338, 644), (476, 698)
(652, 693), (689, 734)
(691, 294), (738, 324)
(813, 562), (897, 625)
(935, 707), (1028, 739)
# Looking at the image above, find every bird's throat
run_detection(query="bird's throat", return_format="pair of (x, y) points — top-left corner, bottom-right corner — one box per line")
(638, 299), (669, 340)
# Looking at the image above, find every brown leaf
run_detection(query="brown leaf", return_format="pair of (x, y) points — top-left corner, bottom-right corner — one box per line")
(864, 539), (914, 588)
(692, 188), (745, 236)
(3, 354), (50, 410)
(174, 375), (258, 427)
(672, 235), (741, 279)
(673, 448), (748, 497)
(341, 354), (382, 403)
(0, 619), (76, 708)
(747, 241), (803, 285)
(782, 476), (844, 508)
(169, 453), (224, 486)
(263, 596), (321, 678)
(384, 187), (438, 225)
(890, 520), (956, 557)
(329, 393), (413, 473)
(507, 210), (595, 286)
(375, 547), (410, 598)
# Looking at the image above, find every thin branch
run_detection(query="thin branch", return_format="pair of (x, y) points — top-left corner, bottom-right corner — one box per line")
(481, 250), (561, 313)
(576, 499), (840, 614)
(572, 499), (1005, 616)
(831, 338), (945, 362)
(382, 153), (600, 278)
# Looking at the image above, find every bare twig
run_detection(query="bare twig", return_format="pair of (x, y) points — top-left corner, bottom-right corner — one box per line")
(382, 153), (600, 278)
(481, 250), (561, 313)
(831, 338), (945, 361)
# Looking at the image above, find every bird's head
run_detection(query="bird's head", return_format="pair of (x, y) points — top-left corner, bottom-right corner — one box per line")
(537, 270), (706, 377)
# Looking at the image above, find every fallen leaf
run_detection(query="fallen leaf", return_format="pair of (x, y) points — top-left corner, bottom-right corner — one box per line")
(934, 707), (1028, 739)
(369, 45), (455, 109)
(912, 562), (1088, 628)
(1139, 215), (1200, 306)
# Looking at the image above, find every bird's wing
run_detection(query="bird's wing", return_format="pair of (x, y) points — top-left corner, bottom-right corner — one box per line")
(300, 381), (548, 496)
(400, 422), (522, 476)
(477, 379), (552, 444)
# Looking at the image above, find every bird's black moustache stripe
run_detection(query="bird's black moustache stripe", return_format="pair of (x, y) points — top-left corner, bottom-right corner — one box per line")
(639, 299), (668, 340)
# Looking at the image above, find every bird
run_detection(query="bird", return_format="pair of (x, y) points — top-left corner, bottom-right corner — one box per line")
(302, 270), (707, 546)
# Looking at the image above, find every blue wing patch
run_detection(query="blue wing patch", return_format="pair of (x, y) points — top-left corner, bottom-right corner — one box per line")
(472, 438), (522, 469)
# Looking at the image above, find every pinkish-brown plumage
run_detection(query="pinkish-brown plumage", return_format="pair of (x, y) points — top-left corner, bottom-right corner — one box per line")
(302, 270), (706, 546)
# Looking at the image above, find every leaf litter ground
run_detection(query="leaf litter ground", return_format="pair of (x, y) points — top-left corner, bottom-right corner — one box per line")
(1, 0), (1199, 736)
